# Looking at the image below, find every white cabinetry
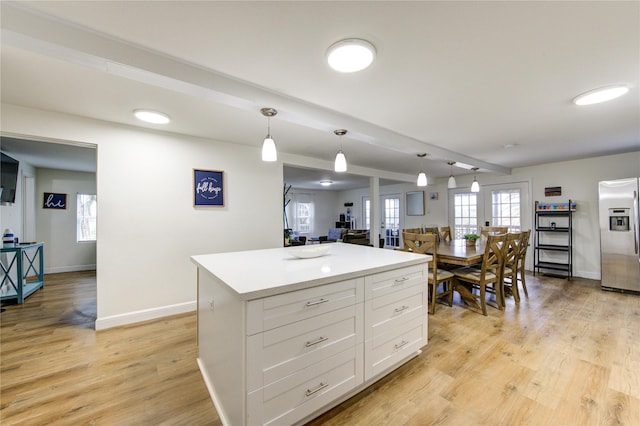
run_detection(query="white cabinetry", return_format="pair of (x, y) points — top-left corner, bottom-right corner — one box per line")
(193, 244), (429, 426)
(364, 264), (428, 380)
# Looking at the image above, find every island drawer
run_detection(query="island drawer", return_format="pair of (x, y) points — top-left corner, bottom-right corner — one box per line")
(247, 344), (363, 426)
(247, 278), (364, 335)
(364, 264), (426, 301)
(364, 284), (426, 341)
(364, 315), (426, 380)
(247, 304), (363, 391)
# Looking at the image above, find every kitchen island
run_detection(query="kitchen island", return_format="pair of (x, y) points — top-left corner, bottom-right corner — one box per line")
(191, 243), (430, 426)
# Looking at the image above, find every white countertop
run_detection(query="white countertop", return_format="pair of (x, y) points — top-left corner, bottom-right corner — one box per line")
(191, 243), (430, 300)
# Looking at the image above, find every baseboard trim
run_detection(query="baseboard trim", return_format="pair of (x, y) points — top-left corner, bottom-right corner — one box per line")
(95, 300), (196, 330)
(45, 264), (97, 274)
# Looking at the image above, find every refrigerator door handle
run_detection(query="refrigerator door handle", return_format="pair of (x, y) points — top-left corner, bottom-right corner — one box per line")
(635, 189), (639, 255)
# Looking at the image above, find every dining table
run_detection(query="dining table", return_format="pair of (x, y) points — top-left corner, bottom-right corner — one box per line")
(435, 239), (485, 266)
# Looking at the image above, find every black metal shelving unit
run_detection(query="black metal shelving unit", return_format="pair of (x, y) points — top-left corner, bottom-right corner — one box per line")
(534, 200), (574, 279)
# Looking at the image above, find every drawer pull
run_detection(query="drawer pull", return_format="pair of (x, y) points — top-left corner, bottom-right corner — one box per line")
(394, 305), (409, 313)
(394, 277), (409, 284)
(305, 382), (328, 397)
(394, 340), (409, 350)
(305, 336), (329, 347)
(305, 298), (329, 307)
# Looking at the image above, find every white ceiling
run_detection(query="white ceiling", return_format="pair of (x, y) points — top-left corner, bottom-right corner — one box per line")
(1, 1), (638, 190)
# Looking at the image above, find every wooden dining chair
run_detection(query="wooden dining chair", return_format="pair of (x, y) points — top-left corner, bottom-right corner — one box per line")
(424, 227), (440, 243)
(402, 228), (423, 235)
(501, 232), (522, 305)
(515, 230), (531, 297)
(439, 226), (452, 242)
(402, 232), (454, 314)
(452, 233), (508, 315)
(480, 226), (508, 238)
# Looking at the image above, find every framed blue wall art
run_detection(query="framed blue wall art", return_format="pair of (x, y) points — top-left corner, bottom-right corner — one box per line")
(194, 169), (224, 207)
(43, 192), (67, 209)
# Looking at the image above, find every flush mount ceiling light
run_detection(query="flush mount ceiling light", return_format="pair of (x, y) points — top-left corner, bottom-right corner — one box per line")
(327, 39), (376, 73)
(133, 109), (170, 124)
(334, 129), (348, 172)
(573, 85), (629, 106)
(470, 167), (480, 193)
(416, 153), (428, 187)
(447, 161), (457, 189)
(260, 107), (278, 162)
(320, 180), (333, 187)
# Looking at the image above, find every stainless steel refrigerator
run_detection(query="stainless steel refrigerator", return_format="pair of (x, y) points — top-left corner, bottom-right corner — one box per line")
(599, 177), (640, 293)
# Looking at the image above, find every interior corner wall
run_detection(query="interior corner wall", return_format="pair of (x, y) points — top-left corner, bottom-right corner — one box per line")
(0, 154), (36, 238)
(1, 104), (283, 329)
(35, 168), (96, 273)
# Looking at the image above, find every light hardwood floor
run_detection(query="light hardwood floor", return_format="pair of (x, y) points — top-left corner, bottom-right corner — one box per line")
(1, 271), (638, 425)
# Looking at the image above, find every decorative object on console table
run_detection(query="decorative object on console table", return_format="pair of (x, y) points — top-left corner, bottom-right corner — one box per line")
(193, 169), (224, 207)
(3, 228), (15, 247)
(43, 192), (66, 209)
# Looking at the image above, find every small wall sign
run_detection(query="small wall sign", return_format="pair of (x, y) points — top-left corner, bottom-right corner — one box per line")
(544, 186), (562, 197)
(194, 169), (224, 207)
(43, 192), (67, 209)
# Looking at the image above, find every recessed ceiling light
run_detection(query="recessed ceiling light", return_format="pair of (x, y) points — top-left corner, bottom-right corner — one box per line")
(573, 85), (629, 106)
(320, 180), (333, 187)
(327, 39), (376, 73)
(134, 109), (171, 124)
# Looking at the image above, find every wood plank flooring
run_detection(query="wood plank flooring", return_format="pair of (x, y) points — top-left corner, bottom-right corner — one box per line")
(1, 270), (638, 425)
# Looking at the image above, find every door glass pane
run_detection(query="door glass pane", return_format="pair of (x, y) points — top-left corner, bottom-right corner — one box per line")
(384, 197), (400, 247)
(491, 189), (521, 232)
(453, 193), (477, 239)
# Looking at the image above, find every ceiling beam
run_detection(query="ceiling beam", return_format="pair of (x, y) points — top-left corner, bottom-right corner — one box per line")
(1, 3), (511, 175)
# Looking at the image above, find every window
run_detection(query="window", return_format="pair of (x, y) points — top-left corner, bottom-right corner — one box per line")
(287, 193), (314, 235)
(454, 193), (478, 239)
(491, 189), (521, 232)
(77, 193), (97, 242)
(295, 201), (313, 234)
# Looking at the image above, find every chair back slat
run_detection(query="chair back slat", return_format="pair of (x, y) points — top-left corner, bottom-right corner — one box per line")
(402, 232), (437, 269)
(481, 226), (509, 238)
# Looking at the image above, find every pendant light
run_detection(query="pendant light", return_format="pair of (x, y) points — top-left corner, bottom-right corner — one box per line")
(416, 153), (427, 187)
(260, 107), (278, 162)
(470, 167), (480, 192)
(334, 129), (348, 172)
(447, 161), (457, 189)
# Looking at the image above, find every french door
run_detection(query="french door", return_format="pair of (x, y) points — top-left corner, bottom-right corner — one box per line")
(362, 194), (403, 248)
(381, 194), (401, 248)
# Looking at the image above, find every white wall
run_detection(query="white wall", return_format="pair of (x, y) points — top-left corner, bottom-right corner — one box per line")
(512, 151), (640, 280)
(35, 168), (96, 273)
(2, 104), (282, 329)
(336, 182), (449, 231)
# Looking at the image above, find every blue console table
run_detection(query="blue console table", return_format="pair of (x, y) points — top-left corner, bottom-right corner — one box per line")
(1, 242), (45, 304)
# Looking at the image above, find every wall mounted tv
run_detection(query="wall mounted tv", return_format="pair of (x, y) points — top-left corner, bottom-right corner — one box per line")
(1, 152), (19, 204)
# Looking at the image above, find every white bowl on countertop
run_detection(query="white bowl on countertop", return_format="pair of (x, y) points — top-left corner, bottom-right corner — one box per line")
(288, 244), (332, 259)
